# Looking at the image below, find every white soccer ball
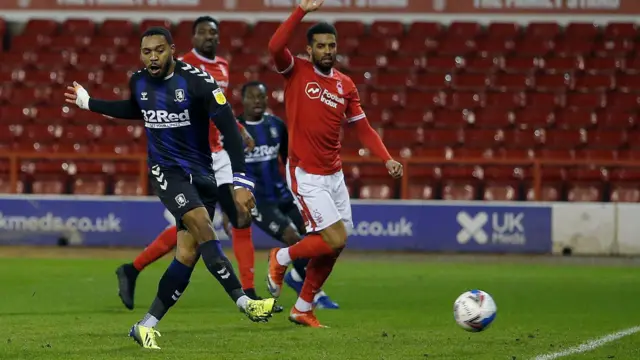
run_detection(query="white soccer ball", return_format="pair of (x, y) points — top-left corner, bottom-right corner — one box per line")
(453, 290), (497, 332)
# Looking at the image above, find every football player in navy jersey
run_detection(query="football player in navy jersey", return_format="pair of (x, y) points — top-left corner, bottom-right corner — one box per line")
(231, 81), (339, 309)
(64, 27), (276, 350)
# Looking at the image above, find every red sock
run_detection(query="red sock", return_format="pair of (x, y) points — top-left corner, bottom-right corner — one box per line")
(289, 234), (335, 260)
(299, 253), (339, 304)
(133, 226), (178, 271)
(231, 227), (255, 290)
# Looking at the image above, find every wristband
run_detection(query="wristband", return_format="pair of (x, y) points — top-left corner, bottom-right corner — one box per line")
(233, 173), (254, 191)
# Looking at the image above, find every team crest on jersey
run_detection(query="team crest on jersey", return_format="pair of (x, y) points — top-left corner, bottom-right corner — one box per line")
(336, 81), (344, 95)
(174, 89), (186, 103)
(213, 88), (227, 105)
(270, 126), (279, 139)
(305, 82), (322, 99)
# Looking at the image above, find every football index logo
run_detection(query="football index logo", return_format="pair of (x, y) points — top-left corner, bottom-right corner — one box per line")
(457, 211), (489, 244)
(305, 82), (322, 99)
(456, 211), (527, 245)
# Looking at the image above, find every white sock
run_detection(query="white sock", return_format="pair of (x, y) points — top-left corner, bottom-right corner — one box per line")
(290, 268), (303, 282)
(276, 248), (292, 266)
(236, 295), (250, 310)
(140, 314), (159, 328)
(294, 297), (313, 312)
(313, 290), (327, 302)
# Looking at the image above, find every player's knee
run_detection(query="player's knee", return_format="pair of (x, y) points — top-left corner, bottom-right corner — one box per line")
(281, 226), (302, 246)
(182, 207), (215, 242)
(320, 220), (348, 249)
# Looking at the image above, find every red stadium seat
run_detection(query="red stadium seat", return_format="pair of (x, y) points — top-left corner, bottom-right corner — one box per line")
(593, 40), (632, 57)
(604, 23), (637, 39)
(487, 22), (520, 39)
(553, 39), (593, 57)
(484, 91), (525, 109)
(474, 38), (513, 57)
(516, 110), (554, 129)
(441, 165), (482, 201)
(471, 108), (515, 128)
(525, 23), (560, 40)
(565, 23), (601, 40)
(113, 177), (144, 196)
(555, 108), (596, 129)
(587, 130), (627, 149)
(598, 110), (636, 129)
(139, 19), (172, 33)
(466, 56), (499, 73)
(23, 19), (59, 35)
(359, 183), (396, 200)
(61, 18), (96, 36)
(483, 166), (522, 201)
(333, 21), (366, 38)
(544, 129), (587, 149)
(100, 19), (135, 37)
(407, 22), (442, 39)
(370, 21), (405, 38)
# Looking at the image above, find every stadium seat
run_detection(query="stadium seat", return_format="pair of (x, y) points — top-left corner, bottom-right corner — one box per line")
(3, 18), (640, 200)
(100, 19), (135, 37)
(441, 165), (481, 201)
(483, 166), (522, 201)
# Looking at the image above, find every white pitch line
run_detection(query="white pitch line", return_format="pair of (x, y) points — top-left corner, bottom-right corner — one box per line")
(532, 326), (640, 360)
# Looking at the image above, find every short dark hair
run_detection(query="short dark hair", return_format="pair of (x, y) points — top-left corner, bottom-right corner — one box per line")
(241, 81), (267, 98)
(193, 16), (220, 35)
(306, 22), (338, 44)
(140, 27), (173, 45)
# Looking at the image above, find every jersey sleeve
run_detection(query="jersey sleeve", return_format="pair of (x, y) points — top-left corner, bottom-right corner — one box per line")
(345, 86), (366, 123)
(268, 6), (306, 76)
(88, 71), (142, 120)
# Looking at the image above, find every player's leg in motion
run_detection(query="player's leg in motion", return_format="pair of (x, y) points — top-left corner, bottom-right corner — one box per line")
(116, 216), (178, 310)
(281, 203), (339, 309)
(212, 149), (272, 302)
(267, 166), (351, 327)
(130, 172), (275, 350)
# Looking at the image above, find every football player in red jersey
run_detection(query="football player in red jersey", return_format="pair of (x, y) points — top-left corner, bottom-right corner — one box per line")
(265, 0), (404, 327)
(116, 16), (279, 312)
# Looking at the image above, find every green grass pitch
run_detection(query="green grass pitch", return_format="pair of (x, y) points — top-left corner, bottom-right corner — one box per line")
(0, 249), (639, 360)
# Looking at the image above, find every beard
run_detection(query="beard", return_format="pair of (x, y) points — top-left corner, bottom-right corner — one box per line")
(148, 58), (173, 79)
(313, 56), (335, 74)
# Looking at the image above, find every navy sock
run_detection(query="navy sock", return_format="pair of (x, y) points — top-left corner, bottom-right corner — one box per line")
(199, 240), (245, 302)
(142, 258), (193, 325)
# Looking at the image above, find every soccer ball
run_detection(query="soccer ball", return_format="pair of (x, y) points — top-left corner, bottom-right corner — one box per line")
(453, 289), (497, 332)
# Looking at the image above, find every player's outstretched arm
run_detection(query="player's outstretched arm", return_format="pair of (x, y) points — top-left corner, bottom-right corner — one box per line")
(268, 1), (321, 73)
(64, 82), (142, 120)
(345, 85), (403, 178)
(350, 118), (403, 179)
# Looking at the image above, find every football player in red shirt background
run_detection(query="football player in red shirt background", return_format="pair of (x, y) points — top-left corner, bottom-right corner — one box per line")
(116, 16), (276, 312)
(266, 0), (404, 327)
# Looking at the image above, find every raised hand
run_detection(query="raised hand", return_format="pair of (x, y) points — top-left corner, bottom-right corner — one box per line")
(63, 81), (90, 110)
(300, 0), (324, 12)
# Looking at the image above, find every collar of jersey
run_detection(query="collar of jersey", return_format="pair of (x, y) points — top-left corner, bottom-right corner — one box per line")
(244, 115), (265, 125)
(191, 48), (219, 64)
(313, 66), (334, 78)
